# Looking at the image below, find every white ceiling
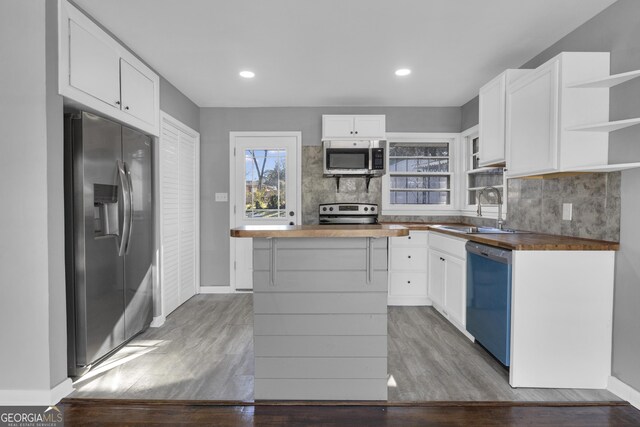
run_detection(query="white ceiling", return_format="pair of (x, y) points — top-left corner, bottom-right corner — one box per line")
(74, 0), (617, 108)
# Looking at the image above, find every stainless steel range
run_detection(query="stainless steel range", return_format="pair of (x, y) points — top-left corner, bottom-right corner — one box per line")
(318, 203), (378, 225)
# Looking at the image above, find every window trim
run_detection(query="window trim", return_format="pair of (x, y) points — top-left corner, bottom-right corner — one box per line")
(459, 125), (507, 219)
(382, 132), (461, 216)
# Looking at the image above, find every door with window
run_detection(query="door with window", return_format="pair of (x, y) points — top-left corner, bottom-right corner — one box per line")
(230, 132), (301, 291)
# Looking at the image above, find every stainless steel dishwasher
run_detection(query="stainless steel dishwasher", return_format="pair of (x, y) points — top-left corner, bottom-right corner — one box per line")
(466, 241), (512, 366)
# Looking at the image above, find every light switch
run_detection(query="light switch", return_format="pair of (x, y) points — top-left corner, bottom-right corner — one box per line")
(562, 203), (573, 221)
(215, 192), (228, 202)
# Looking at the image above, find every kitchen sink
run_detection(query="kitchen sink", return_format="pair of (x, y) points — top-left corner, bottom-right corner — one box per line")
(435, 225), (528, 234)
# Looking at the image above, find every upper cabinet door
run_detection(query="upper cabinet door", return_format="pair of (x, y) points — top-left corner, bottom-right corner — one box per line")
(69, 20), (120, 109)
(120, 59), (156, 125)
(353, 115), (386, 138)
(322, 115), (386, 140)
(479, 74), (507, 167)
(506, 61), (560, 177)
(322, 116), (355, 139)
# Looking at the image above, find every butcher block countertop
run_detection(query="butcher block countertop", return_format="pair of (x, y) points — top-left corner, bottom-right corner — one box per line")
(382, 222), (620, 251)
(230, 224), (409, 238)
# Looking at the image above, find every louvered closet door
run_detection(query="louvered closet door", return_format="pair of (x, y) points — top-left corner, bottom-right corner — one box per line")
(178, 132), (197, 304)
(160, 123), (181, 315)
(160, 118), (198, 317)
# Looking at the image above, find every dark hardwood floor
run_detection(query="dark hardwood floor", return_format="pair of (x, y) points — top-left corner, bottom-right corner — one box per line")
(61, 399), (640, 426)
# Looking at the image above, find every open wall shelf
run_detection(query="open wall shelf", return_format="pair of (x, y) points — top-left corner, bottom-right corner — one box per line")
(567, 117), (640, 132)
(569, 69), (640, 88)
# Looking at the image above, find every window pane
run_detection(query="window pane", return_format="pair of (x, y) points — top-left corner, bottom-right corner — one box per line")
(390, 175), (449, 189)
(472, 137), (479, 154)
(391, 190), (450, 205)
(389, 158), (449, 173)
(469, 188), (503, 206)
(468, 168), (503, 188)
(244, 149), (286, 218)
(389, 143), (449, 157)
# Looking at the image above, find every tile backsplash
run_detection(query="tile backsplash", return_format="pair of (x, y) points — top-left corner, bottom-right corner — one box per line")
(302, 146), (381, 224)
(504, 173), (621, 242)
(301, 146), (621, 241)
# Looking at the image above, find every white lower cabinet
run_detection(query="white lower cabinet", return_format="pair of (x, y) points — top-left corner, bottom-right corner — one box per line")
(388, 231), (429, 306)
(427, 233), (468, 335)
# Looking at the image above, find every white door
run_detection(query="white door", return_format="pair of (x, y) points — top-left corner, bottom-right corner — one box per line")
(444, 256), (466, 327)
(230, 132), (301, 291)
(159, 113), (200, 317)
(120, 58), (156, 125)
(506, 60), (559, 176)
(68, 19), (120, 108)
(428, 249), (445, 308)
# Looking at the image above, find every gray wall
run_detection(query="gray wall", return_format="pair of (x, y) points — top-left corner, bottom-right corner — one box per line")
(159, 77), (200, 132)
(0, 0), (66, 393)
(460, 0), (640, 391)
(461, 96), (479, 132)
(200, 107), (461, 286)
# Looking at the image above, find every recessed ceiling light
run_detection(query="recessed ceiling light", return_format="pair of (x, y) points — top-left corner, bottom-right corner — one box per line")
(239, 70), (255, 79)
(395, 68), (411, 77)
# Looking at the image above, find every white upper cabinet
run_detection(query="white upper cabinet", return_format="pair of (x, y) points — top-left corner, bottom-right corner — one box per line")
(505, 52), (610, 178)
(68, 20), (121, 109)
(322, 115), (386, 139)
(59, 0), (160, 136)
(478, 69), (530, 167)
(120, 59), (156, 126)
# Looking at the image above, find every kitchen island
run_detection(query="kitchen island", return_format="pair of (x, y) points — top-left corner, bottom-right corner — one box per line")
(230, 225), (407, 400)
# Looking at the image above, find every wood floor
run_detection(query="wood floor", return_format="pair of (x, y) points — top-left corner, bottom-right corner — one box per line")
(61, 399), (640, 426)
(70, 294), (620, 402)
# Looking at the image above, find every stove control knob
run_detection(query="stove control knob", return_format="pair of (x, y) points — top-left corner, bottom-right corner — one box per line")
(364, 207), (369, 212)
(322, 207), (327, 212)
(371, 207), (376, 211)
(329, 207), (334, 211)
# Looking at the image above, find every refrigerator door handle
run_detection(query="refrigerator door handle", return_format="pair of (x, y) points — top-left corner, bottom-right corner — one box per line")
(124, 161), (135, 254)
(117, 160), (131, 257)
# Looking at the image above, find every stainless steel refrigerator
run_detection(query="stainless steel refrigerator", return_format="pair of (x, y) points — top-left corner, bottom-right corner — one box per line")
(65, 111), (153, 377)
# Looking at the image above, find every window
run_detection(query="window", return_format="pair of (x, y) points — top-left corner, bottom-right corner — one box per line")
(382, 133), (459, 214)
(244, 149), (287, 218)
(464, 129), (505, 211)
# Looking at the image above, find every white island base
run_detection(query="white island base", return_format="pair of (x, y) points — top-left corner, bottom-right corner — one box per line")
(252, 237), (390, 400)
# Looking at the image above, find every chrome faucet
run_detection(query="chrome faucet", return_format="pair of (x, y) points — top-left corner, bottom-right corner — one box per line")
(477, 186), (504, 230)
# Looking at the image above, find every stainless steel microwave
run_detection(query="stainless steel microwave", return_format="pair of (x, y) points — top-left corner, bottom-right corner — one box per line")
(322, 140), (386, 176)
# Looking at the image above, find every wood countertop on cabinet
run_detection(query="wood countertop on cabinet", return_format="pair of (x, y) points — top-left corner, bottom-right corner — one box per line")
(381, 222), (620, 251)
(230, 224), (409, 238)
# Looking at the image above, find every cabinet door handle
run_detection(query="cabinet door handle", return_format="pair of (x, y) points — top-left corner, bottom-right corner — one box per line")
(350, 131), (353, 134)
(408, 255), (411, 259)
(115, 100), (121, 105)
(408, 236), (411, 240)
(355, 131), (358, 134)
(125, 106), (130, 110)
(407, 280), (411, 284)
(440, 257), (445, 261)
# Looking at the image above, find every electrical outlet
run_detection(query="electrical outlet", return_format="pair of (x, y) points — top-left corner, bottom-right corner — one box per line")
(562, 203), (573, 221)
(215, 192), (228, 202)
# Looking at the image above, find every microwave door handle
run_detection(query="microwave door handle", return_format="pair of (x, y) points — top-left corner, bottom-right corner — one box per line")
(116, 160), (131, 257)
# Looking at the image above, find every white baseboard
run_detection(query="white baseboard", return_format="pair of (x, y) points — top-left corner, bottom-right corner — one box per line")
(608, 376), (640, 410)
(387, 295), (432, 306)
(0, 378), (74, 406)
(199, 285), (233, 294)
(150, 315), (166, 328)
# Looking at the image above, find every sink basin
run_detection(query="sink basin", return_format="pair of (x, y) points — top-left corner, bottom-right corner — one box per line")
(436, 225), (527, 234)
